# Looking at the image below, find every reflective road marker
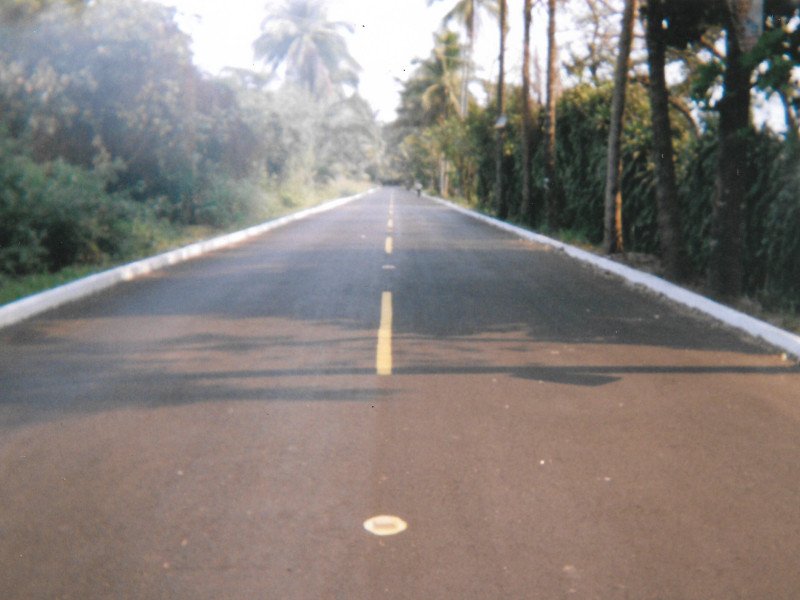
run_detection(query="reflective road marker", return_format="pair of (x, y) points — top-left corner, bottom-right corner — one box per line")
(376, 291), (393, 376)
(363, 515), (407, 536)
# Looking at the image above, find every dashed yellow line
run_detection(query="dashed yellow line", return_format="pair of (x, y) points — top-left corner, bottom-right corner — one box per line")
(377, 192), (395, 376)
(376, 291), (393, 376)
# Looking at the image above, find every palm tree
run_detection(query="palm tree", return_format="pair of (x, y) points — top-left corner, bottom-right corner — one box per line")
(644, 0), (683, 279)
(602, 0), (638, 254)
(253, 0), (360, 100)
(708, 0), (763, 298)
(427, 0), (498, 116)
(495, 0), (508, 218)
(544, 0), (560, 228)
(520, 0), (534, 221)
(397, 31), (464, 195)
(399, 31), (463, 127)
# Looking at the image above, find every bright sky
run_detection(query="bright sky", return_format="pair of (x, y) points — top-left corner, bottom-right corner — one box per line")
(157, 0), (538, 121)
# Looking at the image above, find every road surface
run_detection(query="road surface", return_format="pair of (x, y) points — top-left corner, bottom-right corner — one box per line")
(1, 188), (799, 599)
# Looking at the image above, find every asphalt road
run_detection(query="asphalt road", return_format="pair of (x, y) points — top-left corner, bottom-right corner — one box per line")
(1, 187), (799, 599)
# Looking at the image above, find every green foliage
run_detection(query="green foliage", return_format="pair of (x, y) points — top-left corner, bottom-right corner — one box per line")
(0, 264), (99, 306)
(0, 1), (192, 171)
(191, 173), (267, 229)
(0, 0), (274, 226)
(393, 54), (799, 311)
(0, 0), (377, 303)
(427, 0), (499, 41)
(0, 0), (86, 23)
(551, 84), (611, 241)
(253, 0), (360, 100)
(315, 94), (382, 182)
(677, 126), (799, 309)
(0, 130), (152, 276)
(231, 82), (380, 188)
(396, 31), (465, 129)
(389, 0), (800, 315)
(675, 131), (716, 276)
(388, 31), (481, 197)
(750, 13), (800, 131)
(690, 61), (726, 106)
(762, 149), (800, 310)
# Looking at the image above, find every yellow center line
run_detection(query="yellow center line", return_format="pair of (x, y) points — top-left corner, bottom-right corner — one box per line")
(385, 236), (393, 255)
(376, 291), (393, 376)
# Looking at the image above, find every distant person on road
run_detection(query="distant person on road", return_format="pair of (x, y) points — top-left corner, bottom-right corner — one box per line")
(414, 181), (422, 197)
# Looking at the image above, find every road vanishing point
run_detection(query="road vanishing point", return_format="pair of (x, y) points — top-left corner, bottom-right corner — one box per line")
(1, 188), (799, 598)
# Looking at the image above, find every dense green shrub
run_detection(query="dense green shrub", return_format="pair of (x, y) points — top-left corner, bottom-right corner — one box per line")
(753, 143), (800, 310)
(675, 131), (716, 277)
(677, 127), (799, 308)
(193, 173), (268, 229)
(0, 133), (153, 276)
(552, 84), (611, 241)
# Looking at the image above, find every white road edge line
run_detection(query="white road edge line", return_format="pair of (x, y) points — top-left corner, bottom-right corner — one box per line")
(427, 194), (800, 361)
(0, 188), (379, 329)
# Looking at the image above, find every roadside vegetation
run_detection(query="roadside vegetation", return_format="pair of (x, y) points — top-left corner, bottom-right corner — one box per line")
(2, 0), (798, 330)
(385, 0), (799, 322)
(0, 0), (379, 304)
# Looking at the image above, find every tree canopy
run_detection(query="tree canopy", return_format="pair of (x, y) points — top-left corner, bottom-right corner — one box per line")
(0, 0), (379, 287)
(253, 0), (361, 100)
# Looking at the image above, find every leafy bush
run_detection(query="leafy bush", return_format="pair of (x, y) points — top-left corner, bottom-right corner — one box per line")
(194, 173), (267, 228)
(757, 144), (800, 310)
(0, 133), (153, 276)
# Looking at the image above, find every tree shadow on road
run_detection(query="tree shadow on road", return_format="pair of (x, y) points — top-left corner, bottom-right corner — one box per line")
(1, 191), (796, 431)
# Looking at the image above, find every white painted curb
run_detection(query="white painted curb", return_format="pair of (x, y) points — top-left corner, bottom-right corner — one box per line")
(429, 194), (800, 360)
(0, 188), (377, 329)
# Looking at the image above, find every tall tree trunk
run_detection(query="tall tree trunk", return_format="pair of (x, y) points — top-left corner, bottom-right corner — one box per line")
(520, 0), (533, 221)
(461, 22), (474, 119)
(544, 0), (559, 228)
(439, 155), (449, 197)
(645, 0), (684, 279)
(602, 0), (637, 254)
(709, 1), (761, 298)
(495, 0), (508, 219)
